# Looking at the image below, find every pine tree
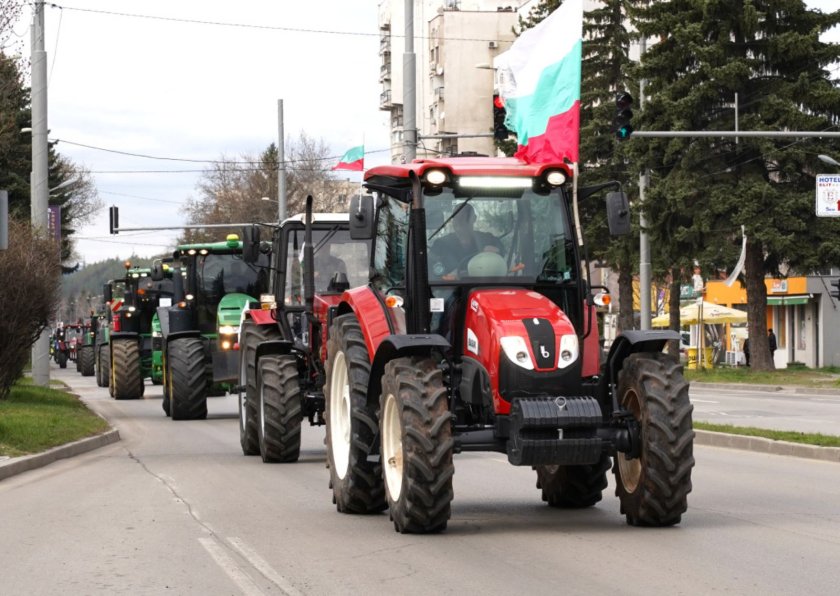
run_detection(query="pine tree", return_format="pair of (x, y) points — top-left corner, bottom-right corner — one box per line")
(630, 0), (840, 370)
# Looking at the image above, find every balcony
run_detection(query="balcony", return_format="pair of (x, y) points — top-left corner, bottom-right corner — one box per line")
(434, 86), (445, 101)
(380, 62), (391, 82)
(380, 90), (392, 110)
(380, 29), (391, 54)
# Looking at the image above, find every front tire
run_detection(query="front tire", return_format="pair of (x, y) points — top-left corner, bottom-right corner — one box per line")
(238, 321), (281, 456)
(325, 314), (386, 514)
(169, 337), (209, 420)
(98, 345), (111, 390)
(380, 357), (454, 533)
(257, 355), (302, 463)
(57, 351), (68, 369)
(613, 352), (694, 526)
(79, 346), (96, 377)
(534, 453), (610, 508)
(111, 339), (144, 400)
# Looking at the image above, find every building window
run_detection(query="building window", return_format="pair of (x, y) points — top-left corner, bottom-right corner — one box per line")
(797, 305), (806, 350)
(777, 308), (786, 348)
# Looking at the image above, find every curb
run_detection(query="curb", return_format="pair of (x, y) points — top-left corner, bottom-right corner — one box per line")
(691, 381), (840, 396)
(0, 429), (121, 482)
(695, 429), (840, 463)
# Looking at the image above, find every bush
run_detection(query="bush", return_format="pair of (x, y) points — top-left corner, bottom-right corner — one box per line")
(0, 219), (61, 399)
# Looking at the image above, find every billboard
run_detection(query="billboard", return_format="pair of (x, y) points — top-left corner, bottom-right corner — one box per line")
(816, 174), (840, 217)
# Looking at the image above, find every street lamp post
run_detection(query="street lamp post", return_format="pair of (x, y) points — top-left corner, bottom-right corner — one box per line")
(818, 154), (840, 168)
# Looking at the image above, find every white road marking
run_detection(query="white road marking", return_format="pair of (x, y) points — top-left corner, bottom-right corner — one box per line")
(691, 398), (719, 404)
(227, 537), (303, 596)
(198, 537), (263, 596)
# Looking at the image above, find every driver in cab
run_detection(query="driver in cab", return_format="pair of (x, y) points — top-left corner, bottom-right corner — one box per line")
(430, 203), (503, 281)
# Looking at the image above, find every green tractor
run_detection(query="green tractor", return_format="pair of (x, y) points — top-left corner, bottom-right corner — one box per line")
(77, 314), (97, 377)
(104, 263), (174, 399)
(159, 234), (269, 420)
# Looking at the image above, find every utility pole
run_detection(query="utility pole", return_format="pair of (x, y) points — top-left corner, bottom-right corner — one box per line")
(403, 0), (416, 162)
(31, 1), (50, 387)
(638, 37), (652, 330)
(277, 99), (286, 222)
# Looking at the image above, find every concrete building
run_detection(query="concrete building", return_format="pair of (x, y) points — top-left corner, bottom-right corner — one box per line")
(378, 1), (520, 163)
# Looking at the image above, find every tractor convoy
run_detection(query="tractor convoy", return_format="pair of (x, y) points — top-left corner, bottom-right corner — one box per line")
(59, 155), (694, 533)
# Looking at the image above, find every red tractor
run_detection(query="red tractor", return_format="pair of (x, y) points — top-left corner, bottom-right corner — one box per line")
(238, 201), (371, 462)
(324, 156), (694, 533)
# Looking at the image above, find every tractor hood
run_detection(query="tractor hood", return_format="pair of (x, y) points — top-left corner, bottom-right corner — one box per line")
(462, 288), (581, 414)
(217, 293), (254, 329)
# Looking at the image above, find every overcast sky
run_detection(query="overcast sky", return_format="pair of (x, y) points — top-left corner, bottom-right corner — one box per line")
(14, 1), (838, 265)
(16, 0), (391, 264)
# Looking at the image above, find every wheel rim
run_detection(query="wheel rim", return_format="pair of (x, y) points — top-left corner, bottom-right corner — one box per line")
(239, 354), (248, 432)
(617, 387), (642, 493)
(381, 391), (403, 501)
(329, 351), (351, 480)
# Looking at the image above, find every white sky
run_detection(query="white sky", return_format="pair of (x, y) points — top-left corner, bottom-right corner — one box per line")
(13, 1), (838, 265)
(16, 1), (391, 264)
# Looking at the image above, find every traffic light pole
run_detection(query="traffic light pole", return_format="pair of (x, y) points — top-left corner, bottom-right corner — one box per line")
(403, 0), (417, 162)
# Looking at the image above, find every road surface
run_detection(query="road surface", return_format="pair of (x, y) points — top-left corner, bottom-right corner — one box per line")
(2, 366), (839, 595)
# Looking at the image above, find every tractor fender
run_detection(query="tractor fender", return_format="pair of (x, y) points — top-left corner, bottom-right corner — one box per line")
(109, 331), (141, 343)
(165, 330), (203, 344)
(255, 340), (294, 363)
(369, 334), (451, 408)
(603, 330), (680, 388)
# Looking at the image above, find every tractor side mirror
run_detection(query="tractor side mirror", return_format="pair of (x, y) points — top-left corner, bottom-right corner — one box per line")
(151, 259), (164, 281)
(349, 195), (375, 240)
(103, 283), (113, 304)
(606, 191), (631, 236)
(242, 225), (261, 263)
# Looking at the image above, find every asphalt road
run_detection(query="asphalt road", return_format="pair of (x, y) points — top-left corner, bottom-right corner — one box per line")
(2, 365), (840, 595)
(691, 384), (840, 435)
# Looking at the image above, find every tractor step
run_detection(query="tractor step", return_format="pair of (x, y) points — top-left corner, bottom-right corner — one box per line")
(506, 396), (604, 466)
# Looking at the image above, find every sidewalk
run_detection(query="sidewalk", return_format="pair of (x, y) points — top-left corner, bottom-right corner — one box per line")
(692, 381), (840, 396)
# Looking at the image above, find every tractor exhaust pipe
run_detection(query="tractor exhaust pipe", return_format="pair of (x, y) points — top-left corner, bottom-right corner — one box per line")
(304, 195), (315, 314)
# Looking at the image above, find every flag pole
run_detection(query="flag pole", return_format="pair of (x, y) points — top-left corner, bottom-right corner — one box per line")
(570, 161), (587, 284)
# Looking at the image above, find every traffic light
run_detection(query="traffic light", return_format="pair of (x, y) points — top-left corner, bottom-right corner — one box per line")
(831, 278), (840, 300)
(614, 91), (634, 141)
(493, 94), (510, 141)
(109, 205), (119, 235)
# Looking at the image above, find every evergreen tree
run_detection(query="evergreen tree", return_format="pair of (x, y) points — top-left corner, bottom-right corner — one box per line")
(630, 0), (840, 369)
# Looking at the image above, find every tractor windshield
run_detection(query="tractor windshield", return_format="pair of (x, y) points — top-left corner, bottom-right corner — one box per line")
(425, 187), (577, 284)
(198, 253), (266, 301)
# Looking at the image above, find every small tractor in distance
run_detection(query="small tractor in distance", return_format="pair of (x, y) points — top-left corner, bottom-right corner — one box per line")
(158, 234), (269, 420)
(324, 156), (694, 533)
(104, 263), (174, 399)
(238, 201), (371, 463)
(77, 315), (97, 377)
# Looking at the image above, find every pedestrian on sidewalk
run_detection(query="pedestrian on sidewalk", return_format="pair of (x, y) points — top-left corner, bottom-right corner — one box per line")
(743, 337), (750, 367)
(768, 328), (777, 360)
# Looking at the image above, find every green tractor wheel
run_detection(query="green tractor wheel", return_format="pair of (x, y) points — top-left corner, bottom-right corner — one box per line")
(111, 339), (144, 400)
(79, 346), (96, 377)
(168, 337), (209, 420)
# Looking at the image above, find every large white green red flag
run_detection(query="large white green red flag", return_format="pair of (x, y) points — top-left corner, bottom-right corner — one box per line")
(494, 0), (583, 164)
(332, 145), (365, 171)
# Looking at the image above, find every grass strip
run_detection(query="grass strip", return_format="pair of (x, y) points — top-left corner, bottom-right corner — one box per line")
(694, 421), (840, 448)
(0, 383), (109, 457)
(685, 366), (840, 388)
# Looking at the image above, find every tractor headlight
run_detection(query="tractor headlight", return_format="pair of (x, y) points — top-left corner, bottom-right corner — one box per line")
(557, 334), (579, 369)
(219, 325), (239, 336)
(501, 336), (534, 371)
(152, 331), (162, 338)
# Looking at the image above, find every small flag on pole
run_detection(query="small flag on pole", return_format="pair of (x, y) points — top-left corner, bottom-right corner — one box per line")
(332, 145), (365, 171)
(494, 0), (583, 164)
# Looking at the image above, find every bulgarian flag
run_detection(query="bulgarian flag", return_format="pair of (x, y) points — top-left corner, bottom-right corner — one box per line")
(332, 145), (365, 171)
(494, 0), (582, 164)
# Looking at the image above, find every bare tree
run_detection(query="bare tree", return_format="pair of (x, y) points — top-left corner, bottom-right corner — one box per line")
(181, 132), (339, 243)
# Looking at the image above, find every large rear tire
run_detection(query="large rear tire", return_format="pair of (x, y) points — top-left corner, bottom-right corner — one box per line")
(79, 346), (96, 377)
(325, 314), (386, 514)
(380, 357), (454, 534)
(534, 453), (610, 508)
(169, 337), (209, 420)
(613, 352), (694, 526)
(257, 354), (302, 463)
(111, 339), (144, 400)
(238, 321), (281, 456)
(57, 351), (68, 369)
(161, 347), (171, 417)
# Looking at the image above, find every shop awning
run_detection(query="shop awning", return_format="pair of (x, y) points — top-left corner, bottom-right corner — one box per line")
(767, 295), (810, 306)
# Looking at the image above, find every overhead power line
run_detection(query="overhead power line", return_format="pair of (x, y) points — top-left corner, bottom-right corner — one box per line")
(47, 3), (515, 44)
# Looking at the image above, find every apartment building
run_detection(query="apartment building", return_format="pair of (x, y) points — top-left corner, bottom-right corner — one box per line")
(378, 0), (520, 163)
